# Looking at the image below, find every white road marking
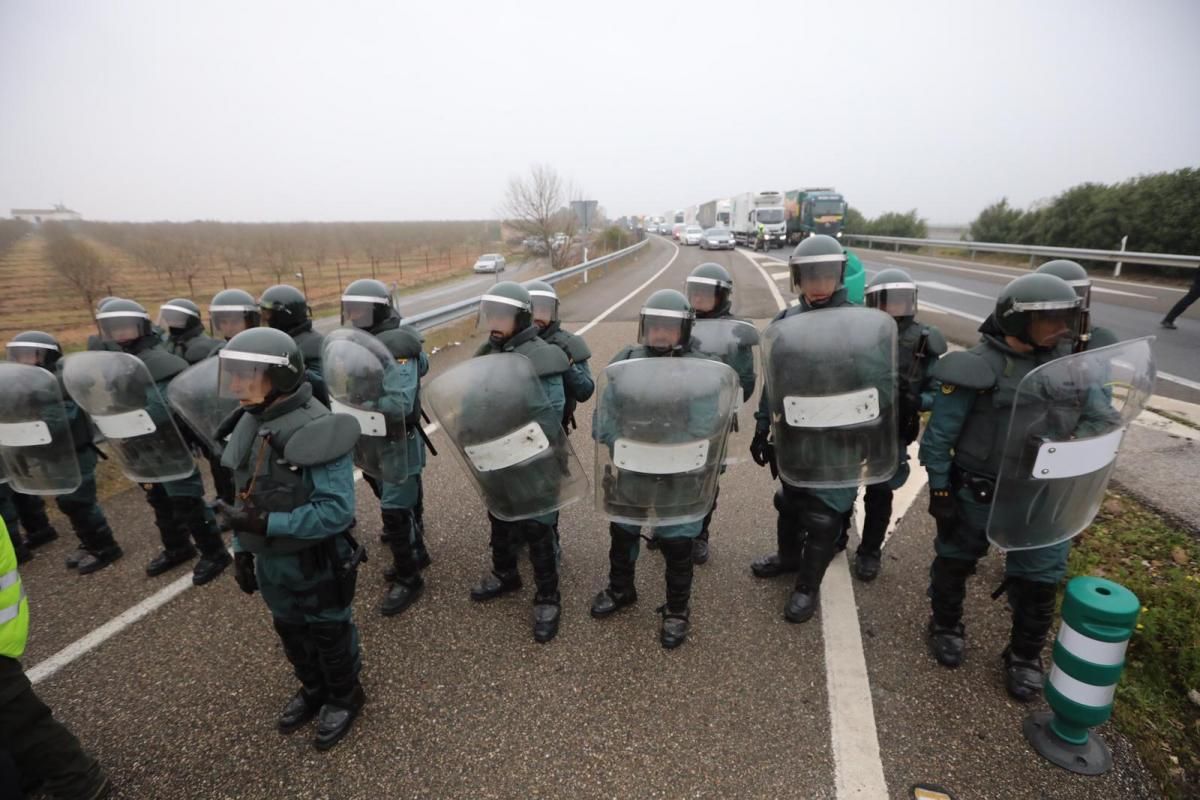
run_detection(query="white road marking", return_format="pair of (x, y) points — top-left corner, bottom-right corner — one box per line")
(749, 256), (890, 800)
(29, 238), (682, 684)
(575, 240), (682, 336)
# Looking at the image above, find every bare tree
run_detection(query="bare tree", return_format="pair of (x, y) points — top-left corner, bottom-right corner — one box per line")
(501, 164), (581, 268)
(44, 226), (115, 317)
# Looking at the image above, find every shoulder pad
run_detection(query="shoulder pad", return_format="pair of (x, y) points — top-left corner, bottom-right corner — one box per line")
(140, 348), (189, 382)
(284, 413), (360, 466)
(520, 338), (569, 377)
(608, 345), (638, 366)
(185, 336), (222, 364)
(553, 330), (591, 363)
(1088, 326), (1119, 350)
(296, 331), (324, 361)
(930, 351), (995, 390)
(922, 325), (948, 356)
(214, 406), (247, 442)
(377, 325), (424, 359)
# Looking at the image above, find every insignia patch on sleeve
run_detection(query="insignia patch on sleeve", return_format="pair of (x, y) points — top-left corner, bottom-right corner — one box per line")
(941, 384), (956, 395)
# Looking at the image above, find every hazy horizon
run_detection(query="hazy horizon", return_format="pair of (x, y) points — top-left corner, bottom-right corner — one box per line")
(2, 0), (1197, 225)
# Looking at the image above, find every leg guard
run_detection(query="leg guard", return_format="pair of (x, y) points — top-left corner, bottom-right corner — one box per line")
(608, 523), (640, 594)
(524, 521), (560, 604)
(271, 617), (324, 695)
(928, 555), (975, 628)
(144, 484), (190, 551)
(488, 514), (519, 576)
(659, 538), (694, 614)
(309, 621), (362, 700)
(1008, 578), (1057, 661)
(794, 494), (842, 592)
(859, 482), (893, 556)
(175, 495), (224, 556)
(380, 508), (419, 584)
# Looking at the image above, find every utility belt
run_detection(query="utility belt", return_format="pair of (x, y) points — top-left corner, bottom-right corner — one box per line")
(242, 529), (367, 611)
(950, 464), (996, 505)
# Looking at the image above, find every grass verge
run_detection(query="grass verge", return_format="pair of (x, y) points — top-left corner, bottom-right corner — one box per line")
(1068, 492), (1200, 798)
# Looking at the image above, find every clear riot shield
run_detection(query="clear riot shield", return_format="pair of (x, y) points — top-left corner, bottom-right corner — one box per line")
(424, 353), (587, 521)
(61, 351), (197, 483)
(761, 307), (898, 488)
(691, 318), (759, 397)
(0, 363), (81, 495)
(987, 337), (1155, 550)
(166, 358), (239, 453)
(593, 357), (739, 526)
(322, 328), (409, 482)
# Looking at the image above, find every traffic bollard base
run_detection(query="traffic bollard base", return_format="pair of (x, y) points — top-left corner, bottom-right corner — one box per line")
(1023, 710), (1113, 776)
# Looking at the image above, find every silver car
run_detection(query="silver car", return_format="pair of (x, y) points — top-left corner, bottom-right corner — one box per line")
(473, 253), (506, 273)
(700, 228), (734, 250)
(682, 225), (704, 246)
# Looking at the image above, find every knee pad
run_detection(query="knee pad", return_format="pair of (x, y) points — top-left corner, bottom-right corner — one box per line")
(772, 488), (787, 513)
(797, 499), (841, 541)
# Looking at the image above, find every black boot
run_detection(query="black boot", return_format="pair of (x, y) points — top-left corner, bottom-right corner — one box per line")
(592, 524), (639, 618)
(65, 546), (88, 570)
(23, 525), (59, 549)
(278, 688), (324, 734)
(470, 570), (522, 601)
(193, 549), (232, 586)
(927, 617), (966, 668)
(471, 515), (521, 601)
(658, 606), (690, 649)
(526, 522), (562, 643)
(1003, 578), (1056, 702)
(380, 509), (424, 617)
(11, 534), (32, 565)
(590, 586), (638, 617)
(310, 621), (363, 751)
(272, 617), (327, 733)
(927, 556), (974, 667)
(78, 544), (124, 575)
(13, 493), (56, 548)
(752, 489), (801, 578)
(853, 484), (892, 582)
(784, 586), (820, 623)
(852, 551), (881, 582)
(146, 546), (197, 576)
(174, 497), (229, 585)
(314, 684), (366, 751)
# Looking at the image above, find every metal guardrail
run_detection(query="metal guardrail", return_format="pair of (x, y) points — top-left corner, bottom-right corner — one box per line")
(404, 237), (649, 332)
(843, 234), (1200, 273)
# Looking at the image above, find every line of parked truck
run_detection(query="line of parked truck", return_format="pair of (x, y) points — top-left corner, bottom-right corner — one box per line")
(643, 188), (848, 251)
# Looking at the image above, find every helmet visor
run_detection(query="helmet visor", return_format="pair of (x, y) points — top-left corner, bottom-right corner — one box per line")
(97, 310), (150, 343)
(211, 307), (260, 339)
(218, 350), (289, 405)
(685, 280), (729, 315)
(1028, 307), (1083, 348)
(789, 257), (845, 298)
(529, 292), (559, 327)
(865, 284), (917, 317)
(341, 298), (384, 330)
(637, 309), (692, 350)
(6, 341), (57, 368)
(158, 304), (199, 331)
(478, 295), (528, 338)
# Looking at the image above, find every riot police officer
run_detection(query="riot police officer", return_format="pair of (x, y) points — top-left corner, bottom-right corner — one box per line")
(852, 269), (946, 581)
(1035, 260), (1118, 351)
(920, 273), (1087, 700)
(684, 262), (757, 564)
(85, 296), (122, 352)
(259, 285), (328, 404)
(6, 332), (123, 574)
(464, 281), (570, 643)
(159, 298), (222, 364)
(213, 328), (365, 750)
(591, 289), (737, 648)
(750, 235), (896, 623)
(94, 299), (231, 584)
(528, 280), (594, 432)
(340, 279), (431, 617)
(209, 288), (262, 342)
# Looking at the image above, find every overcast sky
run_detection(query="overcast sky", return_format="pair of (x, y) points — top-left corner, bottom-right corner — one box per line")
(1, 0), (1197, 224)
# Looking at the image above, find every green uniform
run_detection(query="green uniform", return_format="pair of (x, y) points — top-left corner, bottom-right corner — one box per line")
(222, 383), (363, 701)
(538, 320), (595, 432)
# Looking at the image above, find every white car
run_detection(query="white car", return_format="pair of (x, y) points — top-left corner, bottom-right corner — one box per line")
(473, 253), (506, 273)
(682, 225), (704, 246)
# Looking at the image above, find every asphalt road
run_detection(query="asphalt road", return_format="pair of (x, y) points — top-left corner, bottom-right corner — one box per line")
(17, 235), (1164, 799)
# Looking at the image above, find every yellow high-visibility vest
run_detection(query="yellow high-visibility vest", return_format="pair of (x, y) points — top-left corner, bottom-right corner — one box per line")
(0, 518), (30, 659)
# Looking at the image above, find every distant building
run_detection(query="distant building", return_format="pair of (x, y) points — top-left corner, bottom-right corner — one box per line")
(11, 204), (82, 224)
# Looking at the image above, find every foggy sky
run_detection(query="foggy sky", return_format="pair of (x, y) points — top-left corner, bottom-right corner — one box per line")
(2, 0), (1197, 224)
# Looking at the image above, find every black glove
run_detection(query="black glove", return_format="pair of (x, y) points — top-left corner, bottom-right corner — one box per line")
(750, 429), (773, 468)
(928, 488), (957, 525)
(214, 500), (268, 536)
(233, 552), (258, 595)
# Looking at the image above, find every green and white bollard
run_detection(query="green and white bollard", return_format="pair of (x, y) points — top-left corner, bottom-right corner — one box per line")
(1023, 576), (1140, 775)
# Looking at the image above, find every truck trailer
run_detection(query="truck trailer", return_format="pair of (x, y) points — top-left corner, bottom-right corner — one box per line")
(730, 191), (787, 248)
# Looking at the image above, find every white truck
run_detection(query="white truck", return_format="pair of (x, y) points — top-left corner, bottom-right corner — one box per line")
(731, 191), (787, 249)
(697, 199), (733, 230)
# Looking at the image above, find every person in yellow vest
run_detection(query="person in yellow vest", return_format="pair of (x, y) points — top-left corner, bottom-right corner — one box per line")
(0, 518), (111, 799)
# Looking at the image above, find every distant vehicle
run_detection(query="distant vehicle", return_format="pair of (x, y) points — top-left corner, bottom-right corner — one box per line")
(697, 199), (732, 230)
(473, 253), (506, 273)
(671, 223), (687, 241)
(785, 188), (847, 243)
(699, 228), (734, 250)
(682, 225), (703, 246)
(730, 191), (787, 249)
